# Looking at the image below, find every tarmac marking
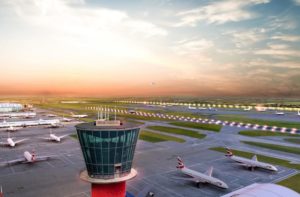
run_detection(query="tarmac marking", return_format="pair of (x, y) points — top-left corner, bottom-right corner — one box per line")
(143, 177), (185, 197)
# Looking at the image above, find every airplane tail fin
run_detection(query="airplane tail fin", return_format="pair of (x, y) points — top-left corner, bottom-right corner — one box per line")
(176, 156), (185, 169)
(31, 150), (36, 161)
(225, 147), (233, 157)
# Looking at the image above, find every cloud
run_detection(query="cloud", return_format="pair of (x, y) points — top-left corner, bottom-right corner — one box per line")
(255, 44), (300, 58)
(248, 59), (300, 68)
(293, 0), (300, 5)
(272, 35), (300, 42)
(174, 0), (270, 26)
(229, 29), (266, 47)
(171, 38), (213, 62)
(267, 16), (297, 30)
(7, 0), (167, 38)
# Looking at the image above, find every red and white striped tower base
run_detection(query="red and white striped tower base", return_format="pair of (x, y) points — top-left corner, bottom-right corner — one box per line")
(80, 169), (137, 197)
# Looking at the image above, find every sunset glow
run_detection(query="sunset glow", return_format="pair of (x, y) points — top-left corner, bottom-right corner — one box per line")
(1, 0), (300, 96)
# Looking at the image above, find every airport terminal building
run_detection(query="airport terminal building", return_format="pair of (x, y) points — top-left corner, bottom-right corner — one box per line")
(76, 119), (140, 197)
(0, 103), (23, 112)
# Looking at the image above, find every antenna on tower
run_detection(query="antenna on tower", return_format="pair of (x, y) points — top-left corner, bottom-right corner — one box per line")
(107, 107), (110, 121)
(115, 106), (117, 121)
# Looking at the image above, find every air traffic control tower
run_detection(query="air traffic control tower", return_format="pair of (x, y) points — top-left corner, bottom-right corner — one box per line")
(75, 113), (140, 197)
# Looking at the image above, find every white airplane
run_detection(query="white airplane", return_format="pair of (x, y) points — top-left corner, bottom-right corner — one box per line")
(173, 157), (228, 189)
(40, 130), (68, 142)
(297, 110), (300, 116)
(70, 112), (88, 118)
(6, 126), (19, 132)
(198, 107), (207, 110)
(0, 151), (53, 166)
(46, 123), (62, 128)
(0, 132), (28, 147)
(208, 107), (217, 111)
(225, 148), (277, 171)
(244, 107), (251, 111)
(0, 112), (36, 119)
(47, 114), (57, 117)
(188, 104), (197, 110)
(275, 111), (285, 115)
(61, 116), (72, 122)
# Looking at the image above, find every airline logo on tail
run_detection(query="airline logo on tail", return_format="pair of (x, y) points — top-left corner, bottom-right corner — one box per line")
(225, 148), (233, 157)
(176, 157), (185, 169)
(31, 151), (36, 161)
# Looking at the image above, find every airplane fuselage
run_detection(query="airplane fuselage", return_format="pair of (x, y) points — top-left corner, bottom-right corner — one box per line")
(50, 134), (61, 142)
(180, 168), (228, 189)
(72, 115), (87, 118)
(24, 151), (34, 162)
(229, 155), (277, 171)
(7, 138), (15, 147)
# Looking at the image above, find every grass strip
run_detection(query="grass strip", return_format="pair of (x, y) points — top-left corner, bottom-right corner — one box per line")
(147, 125), (206, 139)
(242, 141), (300, 155)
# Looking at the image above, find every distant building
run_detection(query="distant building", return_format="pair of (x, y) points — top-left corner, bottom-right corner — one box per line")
(0, 103), (23, 113)
(221, 183), (299, 197)
(76, 118), (140, 197)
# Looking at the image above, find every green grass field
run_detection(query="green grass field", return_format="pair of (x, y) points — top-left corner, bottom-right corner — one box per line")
(242, 141), (300, 155)
(217, 114), (300, 129)
(277, 173), (300, 193)
(147, 125), (206, 139)
(210, 147), (300, 170)
(139, 130), (185, 143)
(169, 122), (222, 132)
(238, 130), (299, 137)
(284, 138), (300, 144)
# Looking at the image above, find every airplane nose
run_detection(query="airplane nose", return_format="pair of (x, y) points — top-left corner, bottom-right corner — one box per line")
(273, 166), (278, 171)
(223, 184), (229, 189)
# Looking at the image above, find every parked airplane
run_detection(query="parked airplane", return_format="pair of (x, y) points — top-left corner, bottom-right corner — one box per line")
(198, 107), (207, 110)
(244, 106), (251, 111)
(225, 148), (278, 171)
(0, 151), (53, 166)
(297, 110), (300, 116)
(208, 107), (217, 111)
(0, 132), (28, 147)
(6, 126), (19, 132)
(46, 123), (62, 128)
(70, 112), (88, 118)
(174, 157), (228, 189)
(40, 130), (68, 142)
(0, 119), (60, 128)
(47, 114), (57, 117)
(255, 106), (267, 112)
(275, 111), (285, 115)
(0, 112), (36, 119)
(61, 116), (72, 122)
(188, 104), (197, 110)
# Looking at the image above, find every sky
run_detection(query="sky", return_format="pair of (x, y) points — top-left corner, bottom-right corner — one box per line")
(1, 0), (300, 97)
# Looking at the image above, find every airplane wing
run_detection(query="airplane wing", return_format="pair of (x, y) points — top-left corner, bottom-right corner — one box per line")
(39, 137), (52, 141)
(0, 158), (26, 166)
(0, 142), (9, 146)
(205, 166), (213, 177)
(35, 155), (54, 162)
(170, 176), (206, 183)
(252, 155), (257, 161)
(14, 138), (28, 145)
(58, 134), (69, 139)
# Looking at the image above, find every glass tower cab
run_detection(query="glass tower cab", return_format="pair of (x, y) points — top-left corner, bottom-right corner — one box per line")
(76, 119), (140, 181)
